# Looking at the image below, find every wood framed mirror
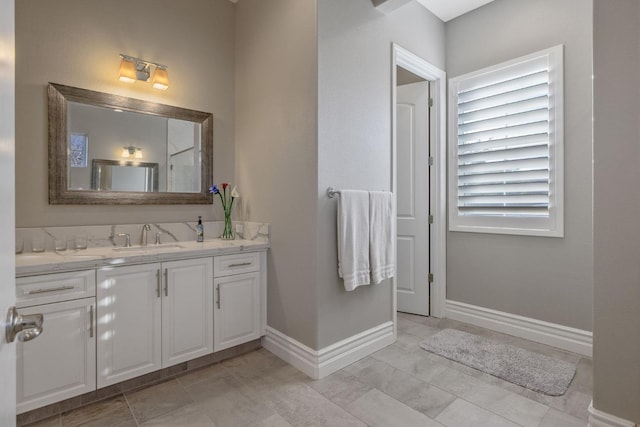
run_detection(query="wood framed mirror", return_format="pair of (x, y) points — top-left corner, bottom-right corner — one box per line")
(48, 83), (213, 204)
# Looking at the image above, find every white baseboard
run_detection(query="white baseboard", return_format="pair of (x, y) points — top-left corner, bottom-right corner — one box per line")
(588, 401), (637, 427)
(262, 321), (395, 379)
(446, 300), (592, 357)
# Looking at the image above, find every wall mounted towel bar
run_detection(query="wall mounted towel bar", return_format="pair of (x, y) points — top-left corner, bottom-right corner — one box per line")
(327, 187), (341, 198)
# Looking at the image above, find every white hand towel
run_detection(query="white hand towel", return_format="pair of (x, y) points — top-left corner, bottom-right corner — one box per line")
(337, 190), (371, 291)
(369, 191), (395, 285)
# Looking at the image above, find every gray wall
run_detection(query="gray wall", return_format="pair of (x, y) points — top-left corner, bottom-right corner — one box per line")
(445, 0), (593, 331)
(15, 0), (235, 227)
(317, 0), (445, 347)
(592, 0), (640, 422)
(236, 0), (445, 350)
(235, 0), (319, 348)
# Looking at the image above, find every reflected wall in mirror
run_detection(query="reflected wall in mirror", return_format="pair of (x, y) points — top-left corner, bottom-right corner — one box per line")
(92, 159), (159, 192)
(48, 83), (213, 204)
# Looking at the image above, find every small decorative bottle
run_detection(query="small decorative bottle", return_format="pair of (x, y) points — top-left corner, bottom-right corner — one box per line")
(196, 216), (204, 242)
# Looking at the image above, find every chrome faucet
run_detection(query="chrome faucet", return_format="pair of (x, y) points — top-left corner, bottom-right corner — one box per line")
(116, 233), (131, 247)
(141, 224), (151, 246)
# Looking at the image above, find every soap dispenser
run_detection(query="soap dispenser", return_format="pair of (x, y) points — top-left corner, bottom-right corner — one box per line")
(196, 216), (204, 242)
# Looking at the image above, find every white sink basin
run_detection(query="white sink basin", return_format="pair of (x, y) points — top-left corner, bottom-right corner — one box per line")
(112, 244), (185, 253)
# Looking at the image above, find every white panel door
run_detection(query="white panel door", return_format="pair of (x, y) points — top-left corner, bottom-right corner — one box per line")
(17, 298), (96, 413)
(214, 272), (260, 352)
(396, 81), (430, 316)
(0, 0), (16, 424)
(97, 264), (162, 388)
(161, 258), (213, 367)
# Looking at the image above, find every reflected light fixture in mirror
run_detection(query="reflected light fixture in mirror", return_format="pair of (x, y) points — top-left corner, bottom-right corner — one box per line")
(118, 54), (169, 90)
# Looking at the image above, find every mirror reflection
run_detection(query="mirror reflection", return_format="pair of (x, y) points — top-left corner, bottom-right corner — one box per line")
(48, 83), (213, 205)
(67, 103), (201, 193)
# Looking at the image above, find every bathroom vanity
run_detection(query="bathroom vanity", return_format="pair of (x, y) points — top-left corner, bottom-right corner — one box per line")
(15, 237), (268, 414)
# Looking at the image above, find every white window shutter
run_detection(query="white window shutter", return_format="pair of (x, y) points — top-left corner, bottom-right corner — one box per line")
(449, 45), (564, 237)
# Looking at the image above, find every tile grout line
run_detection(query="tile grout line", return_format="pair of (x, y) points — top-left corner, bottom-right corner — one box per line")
(131, 373), (198, 426)
(342, 355), (456, 422)
(221, 353), (371, 426)
(372, 386), (447, 425)
(446, 397), (530, 427)
(121, 391), (140, 427)
(365, 351), (468, 419)
(539, 405), (552, 427)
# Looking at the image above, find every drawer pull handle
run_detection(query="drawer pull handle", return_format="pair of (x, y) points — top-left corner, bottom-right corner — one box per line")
(228, 262), (251, 268)
(28, 285), (75, 295)
(156, 270), (161, 298)
(164, 269), (169, 297)
(89, 305), (94, 338)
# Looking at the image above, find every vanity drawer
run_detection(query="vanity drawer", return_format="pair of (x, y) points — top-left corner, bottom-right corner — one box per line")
(214, 252), (260, 277)
(16, 270), (96, 308)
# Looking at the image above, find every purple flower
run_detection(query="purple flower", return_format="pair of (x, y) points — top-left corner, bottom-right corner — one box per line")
(209, 185), (219, 194)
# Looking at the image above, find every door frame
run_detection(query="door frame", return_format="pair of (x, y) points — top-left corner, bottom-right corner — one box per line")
(391, 44), (446, 319)
(0, 0), (16, 424)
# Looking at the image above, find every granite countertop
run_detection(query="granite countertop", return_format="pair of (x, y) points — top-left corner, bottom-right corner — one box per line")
(16, 238), (269, 277)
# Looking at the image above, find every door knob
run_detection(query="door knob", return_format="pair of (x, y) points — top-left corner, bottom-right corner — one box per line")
(5, 306), (44, 343)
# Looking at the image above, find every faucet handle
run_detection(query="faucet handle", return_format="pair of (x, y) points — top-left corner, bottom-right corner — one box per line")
(116, 233), (131, 247)
(155, 232), (163, 245)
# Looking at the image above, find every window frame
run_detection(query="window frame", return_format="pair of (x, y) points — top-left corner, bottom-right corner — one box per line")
(448, 45), (564, 237)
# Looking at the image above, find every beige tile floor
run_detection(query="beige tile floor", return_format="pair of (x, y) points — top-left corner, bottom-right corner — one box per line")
(26, 313), (591, 427)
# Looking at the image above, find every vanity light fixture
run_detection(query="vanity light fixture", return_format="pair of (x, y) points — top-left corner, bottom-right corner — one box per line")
(152, 66), (169, 90)
(122, 146), (143, 159)
(118, 54), (169, 90)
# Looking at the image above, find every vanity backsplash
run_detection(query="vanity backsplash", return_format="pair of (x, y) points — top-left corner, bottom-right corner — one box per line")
(16, 221), (269, 253)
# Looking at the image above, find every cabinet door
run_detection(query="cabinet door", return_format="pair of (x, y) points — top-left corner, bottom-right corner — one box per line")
(97, 264), (161, 388)
(214, 272), (261, 352)
(17, 298), (96, 414)
(162, 258), (214, 367)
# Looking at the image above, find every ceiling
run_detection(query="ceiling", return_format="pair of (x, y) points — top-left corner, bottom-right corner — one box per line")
(227, 0), (496, 23)
(415, 0), (496, 22)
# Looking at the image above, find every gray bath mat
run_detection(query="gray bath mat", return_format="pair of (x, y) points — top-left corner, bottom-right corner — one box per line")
(420, 329), (576, 396)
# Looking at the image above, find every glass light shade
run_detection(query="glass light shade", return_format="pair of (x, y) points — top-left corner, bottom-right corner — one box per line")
(121, 148), (131, 158)
(152, 67), (169, 90)
(118, 59), (137, 84)
(134, 149), (143, 159)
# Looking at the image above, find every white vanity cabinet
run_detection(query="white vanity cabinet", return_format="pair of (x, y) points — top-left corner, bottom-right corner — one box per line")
(96, 258), (213, 388)
(15, 271), (96, 414)
(15, 243), (268, 414)
(214, 252), (264, 351)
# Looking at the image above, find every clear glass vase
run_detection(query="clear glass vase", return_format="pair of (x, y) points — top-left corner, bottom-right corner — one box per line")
(221, 211), (234, 240)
